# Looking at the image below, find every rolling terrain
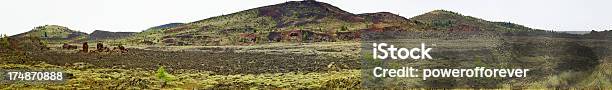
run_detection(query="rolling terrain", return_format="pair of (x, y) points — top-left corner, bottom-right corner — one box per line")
(9, 1), (546, 46)
(0, 0), (609, 89)
(11, 25), (88, 43)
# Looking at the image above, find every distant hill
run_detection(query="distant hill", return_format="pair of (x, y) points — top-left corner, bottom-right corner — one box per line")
(123, 0), (426, 45)
(583, 30), (612, 39)
(359, 12), (409, 23)
(147, 23), (184, 30)
(89, 30), (136, 40)
(11, 25), (88, 41)
(3, 1), (595, 46)
(77, 1), (550, 45)
(180, 0), (370, 33)
(410, 10), (537, 32)
(358, 12), (426, 31)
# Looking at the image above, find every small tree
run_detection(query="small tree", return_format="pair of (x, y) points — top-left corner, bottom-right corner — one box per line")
(156, 65), (176, 88)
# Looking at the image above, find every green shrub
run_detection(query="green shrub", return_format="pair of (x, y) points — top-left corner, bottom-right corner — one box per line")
(156, 65), (176, 87)
(340, 26), (349, 32)
(431, 19), (455, 29)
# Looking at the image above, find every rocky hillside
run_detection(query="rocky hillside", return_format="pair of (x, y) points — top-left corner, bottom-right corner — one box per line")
(89, 30), (136, 40)
(98, 1), (547, 45)
(410, 10), (538, 32)
(122, 0), (426, 45)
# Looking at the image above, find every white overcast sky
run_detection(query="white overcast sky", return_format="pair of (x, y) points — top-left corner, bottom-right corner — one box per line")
(1, 0), (610, 35)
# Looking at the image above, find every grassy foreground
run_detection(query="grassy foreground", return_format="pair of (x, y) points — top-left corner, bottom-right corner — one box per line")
(0, 63), (360, 89)
(1, 57), (611, 89)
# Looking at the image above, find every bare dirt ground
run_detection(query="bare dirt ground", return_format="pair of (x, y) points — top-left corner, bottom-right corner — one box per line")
(17, 42), (361, 75)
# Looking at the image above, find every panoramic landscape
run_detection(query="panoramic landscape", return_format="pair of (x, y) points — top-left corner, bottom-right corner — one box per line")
(1, 0), (611, 89)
